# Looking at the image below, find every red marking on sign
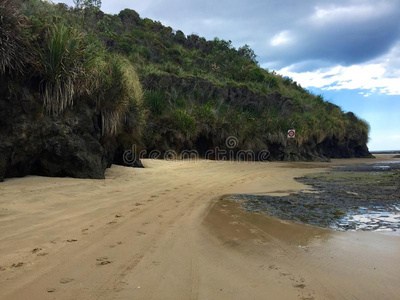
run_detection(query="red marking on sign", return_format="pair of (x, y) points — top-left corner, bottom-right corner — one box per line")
(288, 129), (296, 138)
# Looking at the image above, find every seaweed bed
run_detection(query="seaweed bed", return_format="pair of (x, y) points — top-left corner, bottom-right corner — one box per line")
(230, 161), (400, 233)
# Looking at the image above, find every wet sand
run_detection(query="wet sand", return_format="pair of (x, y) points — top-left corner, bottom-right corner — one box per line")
(0, 156), (399, 299)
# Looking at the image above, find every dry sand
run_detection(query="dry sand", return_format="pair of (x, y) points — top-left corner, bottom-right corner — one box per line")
(0, 156), (399, 299)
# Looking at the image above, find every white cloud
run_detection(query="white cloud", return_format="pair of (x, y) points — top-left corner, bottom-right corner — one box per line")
(270, 31), (291, 46)
(309, 3), (391, 25)
(277, 43), (400, 96)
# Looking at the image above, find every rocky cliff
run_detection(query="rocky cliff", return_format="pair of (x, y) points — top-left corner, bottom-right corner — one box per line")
(0, 75), (113, 182)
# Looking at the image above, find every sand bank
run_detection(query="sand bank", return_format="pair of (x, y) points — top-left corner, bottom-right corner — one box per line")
(0, 157), (399, 299)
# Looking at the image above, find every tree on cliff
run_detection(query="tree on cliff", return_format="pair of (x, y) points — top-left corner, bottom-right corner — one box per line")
(73, 0), (102, 10)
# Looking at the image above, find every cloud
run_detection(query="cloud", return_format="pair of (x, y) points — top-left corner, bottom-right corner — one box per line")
(126, 0), (400, 71)
(265, 2), (400, 68)
(278, 42), (400, 96)
(309, 3), (388, 24)
(270, 31), (292, 47)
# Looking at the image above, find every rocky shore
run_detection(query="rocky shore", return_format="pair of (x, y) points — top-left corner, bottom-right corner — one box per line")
(231, 160), (400, 233)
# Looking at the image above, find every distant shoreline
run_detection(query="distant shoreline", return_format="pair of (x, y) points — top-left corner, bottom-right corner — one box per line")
(371, 150), (400, 154)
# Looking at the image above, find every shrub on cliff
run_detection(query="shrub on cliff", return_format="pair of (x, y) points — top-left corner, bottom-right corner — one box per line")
(3, 0), (144, 141)
(38, 24), (87, 115)
(0, 0), (31, 75)
(87, 54), (143, 136)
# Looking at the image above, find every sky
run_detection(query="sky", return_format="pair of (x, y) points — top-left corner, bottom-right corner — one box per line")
(55, 0), (400, 151)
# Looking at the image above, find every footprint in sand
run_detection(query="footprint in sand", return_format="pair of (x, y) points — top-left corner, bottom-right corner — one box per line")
(107, 221), (117, 225)
(110, 241), (123, 248)
(136, 231), (146, 236)
(60, 278), (74, 284)
(294, 284), (306, 289)
(96, 257), (112, 266)
(135, 203), (144, 206)
(47, 288), (56, 293)
(269, 264), (280, 271)
(11, 262), (24, 268)
(115, 214), (123, 218)
(37, 252), (49, 257)
(253, 239), (267, 245)
(32, 248), (42, 253)
(66, 239), (78, 243)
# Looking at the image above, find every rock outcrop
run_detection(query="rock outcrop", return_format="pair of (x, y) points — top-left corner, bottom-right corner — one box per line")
(0, 79), (112, 182)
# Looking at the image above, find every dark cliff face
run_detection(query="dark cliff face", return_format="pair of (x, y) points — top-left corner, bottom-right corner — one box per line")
(0, 77), (111, 182)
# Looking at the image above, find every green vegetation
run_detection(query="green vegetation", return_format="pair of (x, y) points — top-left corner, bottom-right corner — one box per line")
(38, 24), (86, 115)
(2, 0), (144, 143)
(2, 0), (370, 159)
(0, 0), (31, 74)
(87, 54), (143, 136)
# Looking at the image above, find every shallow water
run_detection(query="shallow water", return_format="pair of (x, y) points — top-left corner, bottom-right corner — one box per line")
(334, 205), (400, 233)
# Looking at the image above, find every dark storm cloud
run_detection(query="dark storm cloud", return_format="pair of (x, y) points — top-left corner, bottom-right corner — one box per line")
(56, 0), (400, 70)
(262, 1), (400, 69)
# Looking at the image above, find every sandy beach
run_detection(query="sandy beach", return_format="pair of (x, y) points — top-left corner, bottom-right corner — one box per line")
(0, 157), (399, 299)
